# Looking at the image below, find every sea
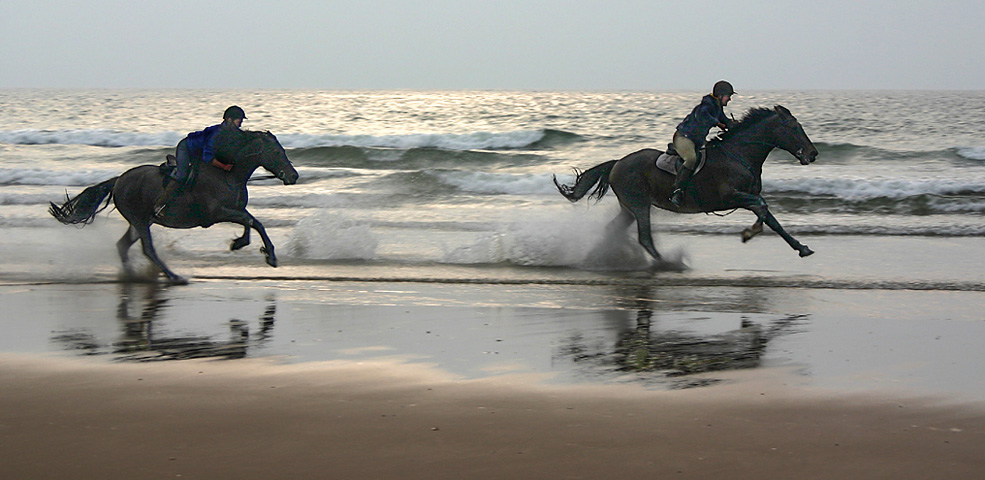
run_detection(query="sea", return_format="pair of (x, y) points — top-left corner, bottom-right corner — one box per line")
(2, 89), (985, 291)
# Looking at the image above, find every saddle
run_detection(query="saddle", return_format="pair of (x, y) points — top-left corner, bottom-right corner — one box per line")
(158, 154), (197, 187)
(655, 144), (708, 176)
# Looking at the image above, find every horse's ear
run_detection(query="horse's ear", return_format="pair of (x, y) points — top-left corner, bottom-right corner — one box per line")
(774, 105), (792, 117)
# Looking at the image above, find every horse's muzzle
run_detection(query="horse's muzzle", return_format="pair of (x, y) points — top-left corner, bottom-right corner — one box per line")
(280, 170), (299, 185)
(797, 147), (818, 165)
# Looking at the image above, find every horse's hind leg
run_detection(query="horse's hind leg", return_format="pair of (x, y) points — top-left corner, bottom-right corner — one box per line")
(117, 226), (139, 277)
(606, 206), (635, 233)
(741, 219), (763, 243)
(621, 203), (661, 261)
(134, 223), (187, 284)
(231, 225), (251, 251)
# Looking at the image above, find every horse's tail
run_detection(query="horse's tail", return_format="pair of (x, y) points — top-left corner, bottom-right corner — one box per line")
(553, 160), (617, 203)
(48, 177), (118, 225)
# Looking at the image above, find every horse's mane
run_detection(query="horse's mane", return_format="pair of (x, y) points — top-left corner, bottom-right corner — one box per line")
(213, 128), (275, 163)
(708, 105), (790, 145)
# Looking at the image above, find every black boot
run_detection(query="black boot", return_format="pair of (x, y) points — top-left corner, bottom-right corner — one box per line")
(669, 166), (695, 207)
(153, 179), (182, 218)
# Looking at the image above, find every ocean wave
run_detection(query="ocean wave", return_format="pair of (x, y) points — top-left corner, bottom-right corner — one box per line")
(765, 176), (985, 200)
(279, 128), (579, 151)
(0, 129), (182, 148)
(290, 145), (543, 170)
(1, 191), (75, 206)
(1, 128), (580, 151)
(809, 142), (979, 164)
(0, 167), (121, 187)
(431, 171), (558, 195)
(956, 146), (985, 161)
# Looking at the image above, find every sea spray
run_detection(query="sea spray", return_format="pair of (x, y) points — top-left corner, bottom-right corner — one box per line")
(286, 212), (378, 260)
(439, 206), (671, 270)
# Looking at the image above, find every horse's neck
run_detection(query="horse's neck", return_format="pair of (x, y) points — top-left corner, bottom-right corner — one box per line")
(718, 121), (777, 168)
(229, 161), (261, 185)
(229, 137), (264, 183)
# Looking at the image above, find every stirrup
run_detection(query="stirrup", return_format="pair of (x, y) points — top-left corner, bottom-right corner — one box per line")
(153, 204), (167, 218)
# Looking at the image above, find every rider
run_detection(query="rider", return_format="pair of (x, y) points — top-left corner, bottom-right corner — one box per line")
(669, 81), (734, 207)
(153, 106), (247, 218)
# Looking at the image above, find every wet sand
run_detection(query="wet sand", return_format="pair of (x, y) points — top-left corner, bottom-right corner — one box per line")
(3, 353), (985, 480)
(2, 277), (985, 479)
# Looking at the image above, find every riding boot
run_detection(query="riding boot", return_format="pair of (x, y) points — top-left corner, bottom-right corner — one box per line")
(153, 179), (182, 218)
(670, 166), (695, 207)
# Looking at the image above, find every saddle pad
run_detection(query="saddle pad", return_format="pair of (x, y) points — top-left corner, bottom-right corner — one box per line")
(655, 153), (679, 175)
(655, 150), (706, 175)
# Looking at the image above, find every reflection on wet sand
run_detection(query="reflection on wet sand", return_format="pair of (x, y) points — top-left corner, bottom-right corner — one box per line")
(559, 286), (806, 388)
(51, 284), (277, 361)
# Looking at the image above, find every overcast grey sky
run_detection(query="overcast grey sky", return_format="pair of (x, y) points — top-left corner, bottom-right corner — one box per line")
(2, 0), (983, 90)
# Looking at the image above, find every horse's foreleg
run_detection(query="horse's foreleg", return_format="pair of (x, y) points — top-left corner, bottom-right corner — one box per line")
(219, 208), (277, 267)
(231, 225), (251, 251)
(735, 194), (813, 257)
(741, 219), (763, 243)
(134, 224), (188, 284)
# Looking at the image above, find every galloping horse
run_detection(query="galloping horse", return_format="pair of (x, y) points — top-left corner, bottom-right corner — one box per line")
(554, 105), (818, 262)
(49, 130), (299, 284)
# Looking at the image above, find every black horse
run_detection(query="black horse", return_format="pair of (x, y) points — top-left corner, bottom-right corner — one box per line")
(49, 130), (299, 284)
(554, 105), (818, 263)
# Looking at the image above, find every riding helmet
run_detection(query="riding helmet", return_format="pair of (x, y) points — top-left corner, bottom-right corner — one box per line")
(713, 80), (735, 98)
(223, 105), (247, 120)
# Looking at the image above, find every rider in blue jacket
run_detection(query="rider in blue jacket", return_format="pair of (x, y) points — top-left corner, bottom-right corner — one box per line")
(670, 81), (734, 206)
(153, 106), (246, 218)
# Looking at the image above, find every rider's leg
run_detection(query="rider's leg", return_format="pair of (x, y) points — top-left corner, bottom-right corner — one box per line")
(153, 140), (190, 218)
(670, 133), (697, 206)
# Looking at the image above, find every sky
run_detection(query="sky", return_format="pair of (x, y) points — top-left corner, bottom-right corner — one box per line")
(2, 0), (983, 90)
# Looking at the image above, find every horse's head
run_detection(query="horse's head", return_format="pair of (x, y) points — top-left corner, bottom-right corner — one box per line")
(255, 131), (299, 185)
(771, 105), (818, 165)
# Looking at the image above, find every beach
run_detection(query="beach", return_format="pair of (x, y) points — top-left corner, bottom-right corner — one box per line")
(3, 263), (985, 479)
(2, 351), (984, 480)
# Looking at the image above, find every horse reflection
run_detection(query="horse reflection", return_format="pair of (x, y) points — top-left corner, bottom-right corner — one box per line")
(560, 301), (804, 388)
(614, 309), (802, 376)
(52, 284), (277, 361)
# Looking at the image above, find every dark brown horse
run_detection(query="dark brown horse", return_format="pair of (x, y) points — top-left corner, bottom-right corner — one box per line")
(554, 106), (818, 262)
(49, 130), (299, 284)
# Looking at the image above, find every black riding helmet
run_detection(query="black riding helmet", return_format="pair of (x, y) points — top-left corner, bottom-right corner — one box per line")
(713, 80), (735, 98)
(223, 105), (247, 120)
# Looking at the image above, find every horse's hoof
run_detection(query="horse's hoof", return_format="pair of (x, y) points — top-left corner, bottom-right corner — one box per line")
(741, 230), (753, 243)
(260, 247), (277, 267)
(167, 275), (189, 285)
(231, 238), (249, 251)
(799, 246), (815, 257)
